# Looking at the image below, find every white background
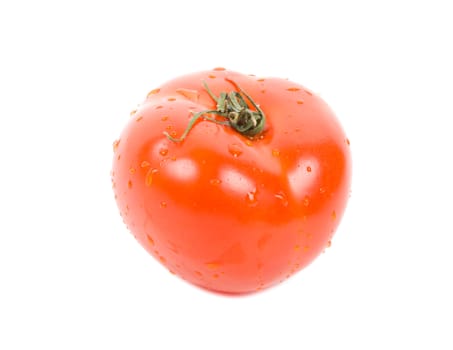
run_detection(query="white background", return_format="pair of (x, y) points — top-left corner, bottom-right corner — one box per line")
(1, 0), (452, 349)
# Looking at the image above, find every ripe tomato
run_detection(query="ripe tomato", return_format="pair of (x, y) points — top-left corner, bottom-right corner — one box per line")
(111, 68), (351, 294)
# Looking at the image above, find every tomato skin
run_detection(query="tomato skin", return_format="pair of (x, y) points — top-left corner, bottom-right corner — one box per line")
(112, 69), (351, 294)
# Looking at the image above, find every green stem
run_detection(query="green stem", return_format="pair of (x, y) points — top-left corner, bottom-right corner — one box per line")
(164, 79), (265, 142)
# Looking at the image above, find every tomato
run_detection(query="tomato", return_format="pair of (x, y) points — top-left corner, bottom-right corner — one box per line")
(111, 68), (351, 294)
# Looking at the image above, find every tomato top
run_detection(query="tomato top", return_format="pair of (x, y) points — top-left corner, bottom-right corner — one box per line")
(112, 68), (351, 294)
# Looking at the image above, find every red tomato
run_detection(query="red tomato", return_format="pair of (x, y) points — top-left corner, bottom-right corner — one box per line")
(111, 68), (351, 294)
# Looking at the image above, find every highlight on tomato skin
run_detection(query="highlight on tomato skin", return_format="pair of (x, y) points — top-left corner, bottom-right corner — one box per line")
(111, 68), (352, 294)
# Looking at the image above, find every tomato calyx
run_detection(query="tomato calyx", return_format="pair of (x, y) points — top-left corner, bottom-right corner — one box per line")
(164, 78), (266, 142)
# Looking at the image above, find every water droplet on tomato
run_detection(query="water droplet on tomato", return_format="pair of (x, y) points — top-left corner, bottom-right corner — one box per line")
(228, 143), (243, 157)
(176, 88), (199, 102)
(208, 74), (216, 79)
(160, 201), (167, 208)
(146, 235), (155, 246)
(286, 87), (301, 92)
(112, 139), (120, 153)
(319, 187), (326, 194)
(147, 88), (160, 97)
(127, 180), (133, 189)
(272, 149), (280, 157)
(159, 255), (167, 263)
(161, 115), (169, 121)
(135, 115), (143, 122)
(245, 190), (258, 206)
(205, 262), (220, 269)
(210, 178), (222, 186)
(141, 160), (150, 168)
(129, 167), (136, 174)
(274, 191), (288, 207)
(331, 210), (337, 220)
(159, 148), (168, 156)
(167, 97), (176, 102)
(145, 168), (158, 187)
(296, 100), (304, 105)
(303, 195), (310, 206)
(306, 166), (312, 172)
